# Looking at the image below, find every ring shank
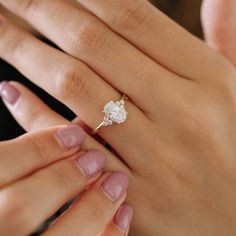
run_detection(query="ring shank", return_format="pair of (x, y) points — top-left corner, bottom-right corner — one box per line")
(93, 122), (104, 134)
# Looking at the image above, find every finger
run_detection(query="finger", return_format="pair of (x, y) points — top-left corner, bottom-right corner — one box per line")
(72, 116), (91, 134)
(76, 0), (233, 81)
(0, 19), (150, 170)
(0, 0), (178, 111)
(0, 81), (130, 174)
(0, 124), (85, 187)
(100, 204), (134, 236)
(1, 81), (69, 131)
(2, 81), (104, 146)
(73, 116), (106, 145)
(0, 151), (108, 236)
(44, 172), (129, 236)
(1, 81), (89, 132)
(3, 80), (107, 144)
(201, 0), (236, 67)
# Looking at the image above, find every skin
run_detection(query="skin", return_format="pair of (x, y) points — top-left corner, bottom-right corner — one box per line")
(201, 0), (236, 67)
(0, 125), (132, 236)
(0, 0), (236, 235)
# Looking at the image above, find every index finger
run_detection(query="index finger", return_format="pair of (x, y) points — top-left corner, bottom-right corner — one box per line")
(0, 122), (85, 187)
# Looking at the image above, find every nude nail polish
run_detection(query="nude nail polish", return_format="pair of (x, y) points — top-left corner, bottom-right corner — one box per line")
(75, 150), (107, 177)
(0, 81), (20, 105)
(102, 172), (129, 202)
(55, 125), (85, 149)
(115, 204), (134, 233)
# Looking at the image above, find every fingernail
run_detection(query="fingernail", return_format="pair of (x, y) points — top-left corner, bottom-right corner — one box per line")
(0, 81), (20, 105)
(115, 204), (134, 234)
(102, 172), (129, 202)
(75, 150), (107, 177)
(55, 125), (85, 149)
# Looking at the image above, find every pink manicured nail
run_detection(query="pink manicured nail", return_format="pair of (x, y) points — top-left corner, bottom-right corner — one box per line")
(0, 81), (20, 105)
(115, 204), (134, 233)
(102, 172), (129, 202)
(55, 125), (85, 149)
(75, 150), (107, 177)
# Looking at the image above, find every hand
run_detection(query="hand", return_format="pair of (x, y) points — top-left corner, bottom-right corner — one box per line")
(0, 0), (236, 235)
(202, 0), (236, 66)
(0, 114), (132, 236)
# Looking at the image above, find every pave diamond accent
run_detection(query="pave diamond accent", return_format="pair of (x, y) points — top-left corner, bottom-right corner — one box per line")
(102, 99), (127, 127)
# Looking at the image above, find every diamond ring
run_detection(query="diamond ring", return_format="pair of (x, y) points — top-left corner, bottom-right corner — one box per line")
(93, 95), (128, 134)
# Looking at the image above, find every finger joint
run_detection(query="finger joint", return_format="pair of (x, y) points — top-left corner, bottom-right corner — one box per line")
(112, 0), (150, 33)
(67, 18), (109, 56)
(54, 64), (89, 102)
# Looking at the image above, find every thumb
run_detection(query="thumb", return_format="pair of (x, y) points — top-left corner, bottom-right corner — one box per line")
(201, 0), (236, 67)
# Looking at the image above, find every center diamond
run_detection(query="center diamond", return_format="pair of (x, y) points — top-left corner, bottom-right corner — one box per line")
(104, 101), (127, 124)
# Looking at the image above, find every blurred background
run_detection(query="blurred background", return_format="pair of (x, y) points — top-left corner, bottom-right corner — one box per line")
(0, 0), (203, 140)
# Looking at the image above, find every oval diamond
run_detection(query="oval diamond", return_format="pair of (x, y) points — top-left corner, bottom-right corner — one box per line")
(104, 101), (127, 124)
(104, 101), (116, 114)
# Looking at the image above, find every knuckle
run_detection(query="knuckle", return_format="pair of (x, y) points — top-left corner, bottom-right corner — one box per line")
(68, 18), (108, 55)
(16, 0), (40, 13)
(50, 163), (77, 193)
(0, 190), (33, 234)
(54, 65), (89, 101)
(2, 30), (27, 60)
(23, 107), (44, 131)
(179, 102), (226, 151)
(86, 194), (112, 223)
(177, 111), (196, 138)
(112, 0), (150, 32)
(27, 134), (51, 165)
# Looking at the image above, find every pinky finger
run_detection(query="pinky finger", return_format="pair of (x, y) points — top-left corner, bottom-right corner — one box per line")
(100, 204), (134, 236)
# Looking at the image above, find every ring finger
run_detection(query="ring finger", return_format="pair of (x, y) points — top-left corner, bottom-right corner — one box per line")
(0, 19), (151, 169)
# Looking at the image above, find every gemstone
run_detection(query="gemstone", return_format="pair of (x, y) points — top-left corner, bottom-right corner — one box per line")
(104, 101), (116, 114)
(103, 101), (127, 124)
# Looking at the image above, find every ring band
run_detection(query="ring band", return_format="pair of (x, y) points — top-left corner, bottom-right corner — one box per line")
(93, 94), (128, 134)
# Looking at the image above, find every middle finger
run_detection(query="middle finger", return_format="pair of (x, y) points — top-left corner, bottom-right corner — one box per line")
(0, 0), (179, 114)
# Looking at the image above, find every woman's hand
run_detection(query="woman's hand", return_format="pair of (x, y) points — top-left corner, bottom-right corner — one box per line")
(1, 0), (236, 235)
(0, 114), (132, 236)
